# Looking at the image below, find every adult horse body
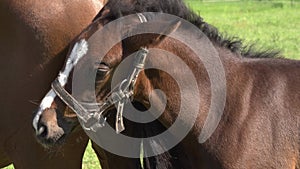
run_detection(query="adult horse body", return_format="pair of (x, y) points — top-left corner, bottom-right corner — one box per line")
(34, 0), (300, 168)
(0, 0), (105, 168)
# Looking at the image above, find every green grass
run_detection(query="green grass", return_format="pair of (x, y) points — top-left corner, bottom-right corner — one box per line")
(82, 142), (101, 169)
(186, 0), (300, 59)
(2, 1), (299, 169)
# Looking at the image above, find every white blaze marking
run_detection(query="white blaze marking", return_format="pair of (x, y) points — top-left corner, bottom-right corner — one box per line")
(58, 39), (88, 85)
(33, 39), (89, 134)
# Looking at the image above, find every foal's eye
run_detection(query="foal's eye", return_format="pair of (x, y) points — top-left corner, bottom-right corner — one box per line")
(96, 62), (110, 78)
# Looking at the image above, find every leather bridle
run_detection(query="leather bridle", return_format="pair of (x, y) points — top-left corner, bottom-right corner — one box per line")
(33, 13), (149, 134)
(52, 48), (148, 133)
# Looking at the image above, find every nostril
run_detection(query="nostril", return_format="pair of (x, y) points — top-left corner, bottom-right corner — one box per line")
(37, 125), (48, 138)
(35, 108), (69, 146)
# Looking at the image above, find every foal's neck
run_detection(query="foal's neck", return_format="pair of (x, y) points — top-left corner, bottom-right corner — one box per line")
(146, 40), (243, 168)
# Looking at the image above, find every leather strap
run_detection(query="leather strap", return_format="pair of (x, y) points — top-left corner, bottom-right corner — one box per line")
(51, 48), (149, 132)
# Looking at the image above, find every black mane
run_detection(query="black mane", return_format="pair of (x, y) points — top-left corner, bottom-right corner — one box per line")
(99, 0), (280, 58)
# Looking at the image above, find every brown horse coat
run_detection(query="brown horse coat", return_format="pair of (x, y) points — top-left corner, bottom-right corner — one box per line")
(0, 0), (104, 168)
(33, 0), (300, 168)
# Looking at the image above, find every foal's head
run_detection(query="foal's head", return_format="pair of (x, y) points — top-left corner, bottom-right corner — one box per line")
(33, 11), (183, 146)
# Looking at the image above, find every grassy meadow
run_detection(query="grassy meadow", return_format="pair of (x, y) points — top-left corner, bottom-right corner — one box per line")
(186, 0), (300, 59)
(3, 1), (299, 169)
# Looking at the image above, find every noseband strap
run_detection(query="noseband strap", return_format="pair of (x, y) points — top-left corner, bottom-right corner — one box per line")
(52, 48), (148, 133)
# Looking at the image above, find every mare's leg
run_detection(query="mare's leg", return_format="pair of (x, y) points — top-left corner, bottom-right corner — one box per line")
(0, 149), (11, 168)
(5, 127), (88, 169)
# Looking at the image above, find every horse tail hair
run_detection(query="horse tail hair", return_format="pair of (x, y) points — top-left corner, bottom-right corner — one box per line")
(129, 101), (185, 169)
(141, 121), (172, 169)
(141, 119), (188, 169)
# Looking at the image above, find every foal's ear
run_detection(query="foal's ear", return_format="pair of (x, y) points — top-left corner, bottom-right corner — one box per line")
(150, 19), (181, 46)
